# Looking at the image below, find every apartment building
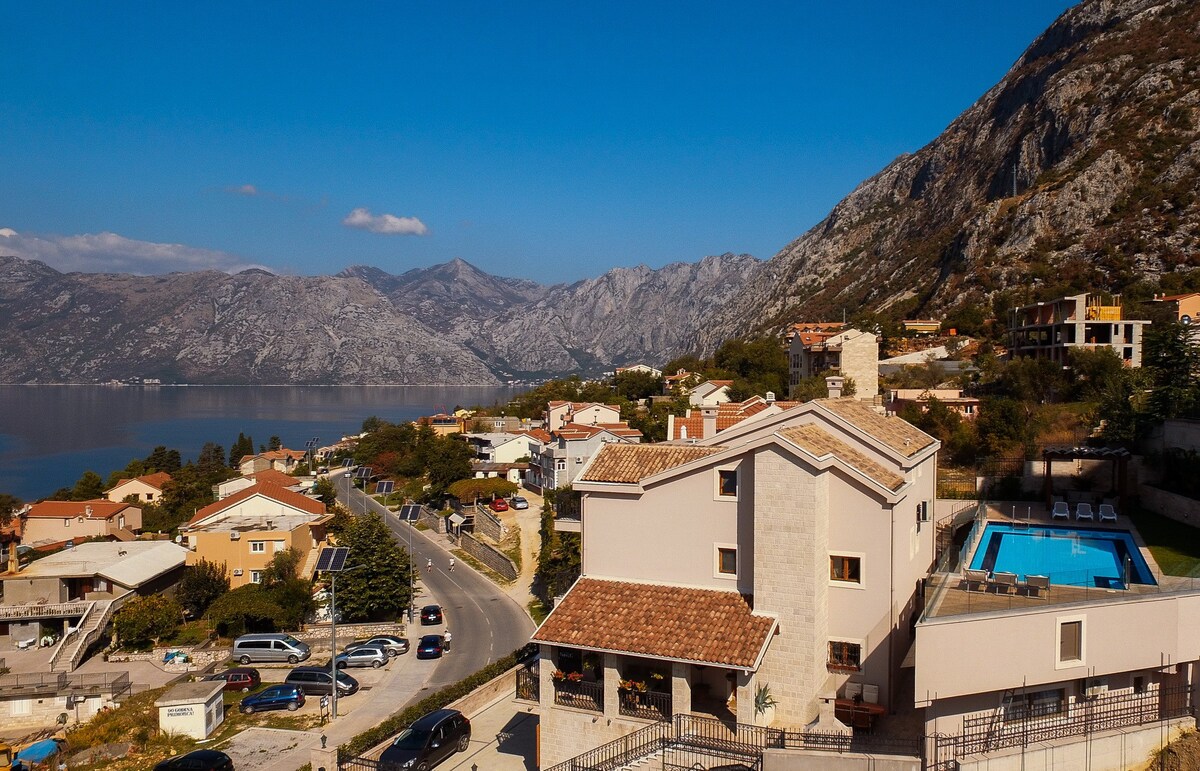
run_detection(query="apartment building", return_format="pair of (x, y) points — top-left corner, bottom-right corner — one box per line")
(1008, 293), (1150, 366)
(20, 500), (142, 547)
(527, 423), (643, 493)
(789, 328), (879, 400)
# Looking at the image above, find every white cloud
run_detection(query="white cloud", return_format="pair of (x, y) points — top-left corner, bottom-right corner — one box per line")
(0, 229), (268, 275)
(228, 184), (259, 196)
(342, 207), (429, 236)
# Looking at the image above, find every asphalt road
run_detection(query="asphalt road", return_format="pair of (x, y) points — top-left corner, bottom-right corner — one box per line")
(335, 474), (535, 694)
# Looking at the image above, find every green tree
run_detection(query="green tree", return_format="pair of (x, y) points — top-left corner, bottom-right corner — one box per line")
(145, 446), (182, 473)
(1144, 321), (1200, 421)
(261, 548), (315, 629)
(535, 488), (581, 603)
(613, 370), (664, 401)
(447, 478), (518, 505)
(313, 477), (338, 509)
(229, 433), (255, 467)
(424, 436), (473, 499)
(71, 470), (105, 501)
(336, 512), (412, 622)
(115, 595), (183, 649)
(262, 548), (303, 586)
(205, 585), (288, 637)
(197, 442), (228, 477)
(176, 559), (231, 618)
(0, 493), (21, 526)
(268, 436), (282, 451)
(361, 415), (384, 434)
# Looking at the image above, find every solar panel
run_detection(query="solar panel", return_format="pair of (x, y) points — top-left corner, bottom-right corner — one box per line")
(305, 437), (319, 448)
(315, 546), (350, 572)
(341, 458), (352, 468)
(400, 504), (420, 522)
(375, 481), (394, 495)
(356, 466), (373, 479)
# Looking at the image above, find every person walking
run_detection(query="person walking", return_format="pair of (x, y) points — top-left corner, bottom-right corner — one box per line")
(448, 557), (455, 572)
(443, 629), (452, 652)
(427, 557), (432, 571)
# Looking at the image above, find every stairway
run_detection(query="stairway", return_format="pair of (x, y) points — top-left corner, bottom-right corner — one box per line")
(50, 593), (131, 672)
(300, 546), (321, 579)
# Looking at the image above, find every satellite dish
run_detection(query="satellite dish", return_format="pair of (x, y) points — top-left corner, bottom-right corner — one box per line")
(1182, 314), (1192, 326)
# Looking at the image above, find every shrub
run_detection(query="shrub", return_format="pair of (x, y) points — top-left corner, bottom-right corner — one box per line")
(114, 595), (183, 649)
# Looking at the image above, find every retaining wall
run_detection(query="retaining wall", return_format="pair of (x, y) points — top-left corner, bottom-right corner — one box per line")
(473, 504), (505, 542)
(955, 717), (1193, 771)
(1138, 485), (1200, 527)
(459, 533), (518, 581)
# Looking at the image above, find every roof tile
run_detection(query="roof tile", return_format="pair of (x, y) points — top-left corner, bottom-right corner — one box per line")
(778, 424), (905, 490)
(816, 398), (936, 457)
(580, 444), (723, 484)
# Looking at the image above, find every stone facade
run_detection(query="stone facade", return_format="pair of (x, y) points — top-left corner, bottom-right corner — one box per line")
(458, 533), (518, 581)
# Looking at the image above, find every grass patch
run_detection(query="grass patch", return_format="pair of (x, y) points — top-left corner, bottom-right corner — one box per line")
(163, 620), (214, 647)
(527, 598), (549, 625)
(500, 528), (522, 572)
(1132, 507), (1200, 577)
(415, 522), (430, 531)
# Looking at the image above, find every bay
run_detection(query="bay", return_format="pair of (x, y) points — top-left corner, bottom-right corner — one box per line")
(0, 385), (517, 502)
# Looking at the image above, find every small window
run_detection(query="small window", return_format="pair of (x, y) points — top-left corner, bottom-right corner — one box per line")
(1133, 675), (1146, 694)
(828, 641), (862, 671)
(717, 469), (738, 497)
(250, 541), (266, 553)
(717, 547), (737, 575)
(64, 518), (71, 527)
(273, 540), (286, 552)
(250, 571), (262, 584)
(1060, 620), (1082, 663)
(830, 556), (861, 583)
(1003, 689), (1065, 721)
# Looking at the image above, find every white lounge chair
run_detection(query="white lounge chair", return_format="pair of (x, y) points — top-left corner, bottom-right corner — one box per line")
(1075, 502), (1094, 521)
(1051, 501), (1070, 520)
(962, 568), (989, 592)
(1098, 503), (1117, 523)
(1024, 574), (1050, 598)
(15, 637), (36, 650)
(992, 572), (1019, 595)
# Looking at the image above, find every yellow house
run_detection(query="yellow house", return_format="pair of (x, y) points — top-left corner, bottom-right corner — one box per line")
(104, 471), (172, 503)
(181, 482), (329, 588)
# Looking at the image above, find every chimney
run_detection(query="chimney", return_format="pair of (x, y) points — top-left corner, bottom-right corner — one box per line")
(765, 391), (775, 404)
(826, 376), (845, 399)
(84, 505), (93, 517)
(701, 405), (719, 439)
(6, 541), (17, 575)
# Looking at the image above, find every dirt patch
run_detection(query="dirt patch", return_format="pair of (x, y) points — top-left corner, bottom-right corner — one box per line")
(1149, 729), (1200, 771)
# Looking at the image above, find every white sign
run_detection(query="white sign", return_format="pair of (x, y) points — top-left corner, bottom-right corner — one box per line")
(166, 706), (195, 717)
(321, 695), (329, 709)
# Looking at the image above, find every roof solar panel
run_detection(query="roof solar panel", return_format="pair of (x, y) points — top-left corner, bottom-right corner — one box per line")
(315, 546), (349, 572)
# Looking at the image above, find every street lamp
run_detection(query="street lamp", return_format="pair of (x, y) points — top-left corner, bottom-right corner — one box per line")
(315, 546), (362, 721)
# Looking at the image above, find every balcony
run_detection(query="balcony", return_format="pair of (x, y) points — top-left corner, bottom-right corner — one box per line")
(619, 688), (672, 721)
(553, 678), (603, 712)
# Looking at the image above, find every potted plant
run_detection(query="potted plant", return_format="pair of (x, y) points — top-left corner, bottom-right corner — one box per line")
(619, 678), (648, 704)
(753, 683), (778, 727)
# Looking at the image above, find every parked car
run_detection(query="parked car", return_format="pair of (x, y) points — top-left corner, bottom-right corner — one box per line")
(201, 666), (260, 693)
(239, 684), (305, 714)
(232, 633), (311, 665)
(510, 495), (529, 510)
(335, 645), (388, 669)
(379, 708), (471, 769)
(345, 635), (409, 656)
(284, 666), (359, 696)
(153, 749), (235, 770)
(488, 497), (509, 512)
(416, 634), (445, 659)
(420, 604), (443, 625)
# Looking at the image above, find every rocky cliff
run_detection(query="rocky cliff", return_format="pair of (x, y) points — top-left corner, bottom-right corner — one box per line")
(701, 0), (1200, 348)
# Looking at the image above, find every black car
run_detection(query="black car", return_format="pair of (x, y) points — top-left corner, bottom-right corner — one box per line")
(379, 708), (471, 770)
(284, 665), (359, 696)
(420, 604), (443, 625)
(415, 634), (445, 659)
(153, 749), (235, 770)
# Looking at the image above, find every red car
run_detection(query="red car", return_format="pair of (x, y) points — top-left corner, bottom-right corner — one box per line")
(489, 498), (509, 512)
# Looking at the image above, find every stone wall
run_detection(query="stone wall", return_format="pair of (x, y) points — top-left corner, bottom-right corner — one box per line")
(955, 717), (1192, 771)
(417, 507), (446, 534)
(459, 533), (518, 581)
(473, 504), (505, 542)
(1138, 485), (1200, 527)
(298, 621), (407, 642)
(106, 646), (226, 673)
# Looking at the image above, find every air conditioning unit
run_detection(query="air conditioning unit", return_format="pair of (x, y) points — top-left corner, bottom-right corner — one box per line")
(232, 569), (243, 576)
(1083, 678), (1108, 698)
(230, 531), (241, 540)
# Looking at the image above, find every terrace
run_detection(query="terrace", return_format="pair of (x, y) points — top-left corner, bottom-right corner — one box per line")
(922, 502), (1200, 619)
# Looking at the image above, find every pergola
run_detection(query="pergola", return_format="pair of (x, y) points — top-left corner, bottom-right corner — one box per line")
(1041, 446), (1131, 506)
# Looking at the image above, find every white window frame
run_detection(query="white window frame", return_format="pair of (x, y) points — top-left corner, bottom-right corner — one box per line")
(273, 540), (287, 552)
(829, 552), (866, 590)
(715, 466), (739, 501)
(1055, 614), (1086, 669)
(250, 570), (263, 584)
(10, 698), (32, 716)
(714, 543), (738, 578)
(250, 541), (266, 554)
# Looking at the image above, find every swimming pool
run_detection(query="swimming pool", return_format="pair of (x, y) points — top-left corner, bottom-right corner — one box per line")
(969, 523), (1156, 589)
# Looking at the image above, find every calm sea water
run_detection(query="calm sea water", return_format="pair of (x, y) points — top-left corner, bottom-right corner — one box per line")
(0, 385), (517, 501)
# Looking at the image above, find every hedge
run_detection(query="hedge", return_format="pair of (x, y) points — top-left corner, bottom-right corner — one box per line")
(340, 648), (521, 758)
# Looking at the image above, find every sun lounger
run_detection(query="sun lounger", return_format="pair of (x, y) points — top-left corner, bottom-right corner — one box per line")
(16, 637), (36, 650)
(962, 568), (989, 592)
(1051, 501), (1070, 520)
(1075, 502), (1094, 521)
(992, 571), (1019, 594)
(1098, 503), (1117, 523)
(1024, 574), (1050, 598)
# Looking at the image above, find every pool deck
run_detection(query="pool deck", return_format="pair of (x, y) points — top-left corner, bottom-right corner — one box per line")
(923, 503), (1200, 619)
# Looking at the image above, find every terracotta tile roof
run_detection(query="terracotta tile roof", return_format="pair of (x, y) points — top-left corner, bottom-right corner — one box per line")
(247, 469), (300, 486)
(580, 444), (723, 483)
(533, 578), (774, 668)
(515, 428), (552, 443)
(778, 424), (905, 490)
(668, 398), (802, 439)
(239, 449), (307, 464)
(188, 482), (325, 525)
(25, 500), (135, 520)
(105, 471), (172, 493)
(816, 398), (936, 457)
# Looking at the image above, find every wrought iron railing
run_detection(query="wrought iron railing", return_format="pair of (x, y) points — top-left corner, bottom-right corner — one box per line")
(553, 678), (604, 712)
(543, 719), (672, 771)
(618, 688), (671, 721)
(515, 667), (539, 702)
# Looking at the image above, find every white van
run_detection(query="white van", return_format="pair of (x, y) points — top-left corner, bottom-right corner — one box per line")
(233, 633), (311, 664)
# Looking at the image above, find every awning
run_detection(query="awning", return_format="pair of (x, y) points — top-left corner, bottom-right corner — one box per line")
(533, 577), (776, 670)
(448, 513), (466, 527)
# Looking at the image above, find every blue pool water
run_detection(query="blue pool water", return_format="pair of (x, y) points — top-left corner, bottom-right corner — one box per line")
(969, 524), (1156, 589)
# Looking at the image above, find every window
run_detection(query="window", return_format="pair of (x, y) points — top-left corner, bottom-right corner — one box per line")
(1133, 675), (1146, 694)
(250, 571), (263, 584)
(830, 556), (861, 584)
(1002, 689), (1065, 721)
(250, 541), (266, 553)
(556, 460), (567, 471)
(64, 518), (71, 528)
(1059, 620), (1083, 664)
(828, 641), (862, 671)
(717, 547), (737, 575)
(717, 469), (738, 498)
(273, 540), (286, 552)
(10, 699), (32, 716)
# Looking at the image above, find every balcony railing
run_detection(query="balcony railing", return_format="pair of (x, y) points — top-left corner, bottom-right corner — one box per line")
(553, 678), (603, 712)
(515, 667), (539, 702)
(619, 689), (671, 721)
(0, 601), (92, 621)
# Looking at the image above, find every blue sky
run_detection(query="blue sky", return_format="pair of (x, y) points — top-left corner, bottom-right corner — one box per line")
(0, 1), (1076, 284)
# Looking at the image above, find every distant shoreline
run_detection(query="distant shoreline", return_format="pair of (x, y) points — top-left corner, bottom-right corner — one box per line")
(0, 382), (531, 388)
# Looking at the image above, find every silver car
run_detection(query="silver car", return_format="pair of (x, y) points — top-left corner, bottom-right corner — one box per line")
(335, 645), (389, 669)
(346, 635), (410, 657)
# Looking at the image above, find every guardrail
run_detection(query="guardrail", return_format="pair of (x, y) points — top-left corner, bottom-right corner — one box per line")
(0, 601), (92, 621)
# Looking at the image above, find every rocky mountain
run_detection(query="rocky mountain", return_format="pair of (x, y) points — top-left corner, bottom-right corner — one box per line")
(702, 0), (1200, 348)
(0, 257), (500, 385)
